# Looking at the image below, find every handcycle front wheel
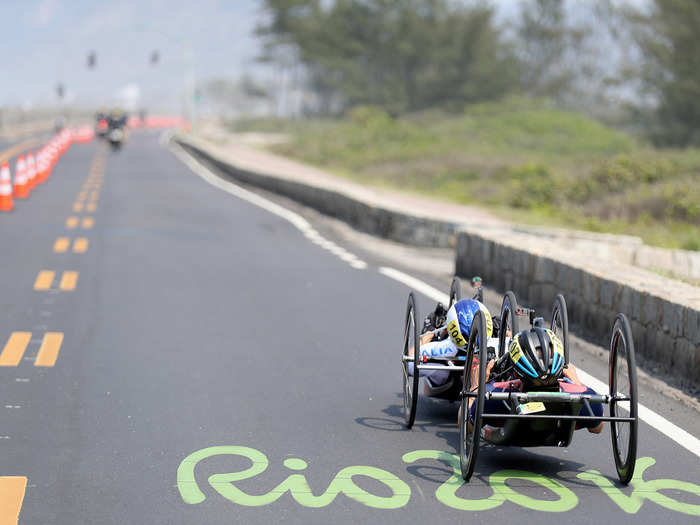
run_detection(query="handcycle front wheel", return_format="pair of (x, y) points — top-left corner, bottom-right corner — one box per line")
(402, 292), (420, 429)
(551, 294), (570, 365)
(448, 277), (461, 308)
(459, 310), (487, 481)
(498, 291), (519, 359)
(609, 313), (638, 485)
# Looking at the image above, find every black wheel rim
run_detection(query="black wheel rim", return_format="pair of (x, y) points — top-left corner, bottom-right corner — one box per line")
(609, 315), (638, 484)
(460, 311), (486, 481)
(449, 277), (461, 308)
(402, 294), (419, 428)
(551, 294), (569, 365)
(498, 292), (519, 359)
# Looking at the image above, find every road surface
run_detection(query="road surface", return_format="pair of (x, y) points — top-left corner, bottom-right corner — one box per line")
(0, 132), (698, 524)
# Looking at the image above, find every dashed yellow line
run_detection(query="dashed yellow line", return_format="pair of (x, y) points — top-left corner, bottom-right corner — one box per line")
(86, 202), (97, 213)
(66, 216), (79, 229)
(33, 270), (55, 290)
(76, 191), (87, 202)
(82, 217), (94, 229)
(34, 271), (78, 291)
(34, 332), (64, 367)
(53, 237), (70, 253)
(73, 202), (84, 213)
(59, 271), (78, 291)
(0, 333), (31, 367)
(73, 238), (88, 253)
(0, 476), (27, 525)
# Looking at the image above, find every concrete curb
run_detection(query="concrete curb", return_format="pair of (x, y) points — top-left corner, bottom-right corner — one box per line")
(174, 134), (700, 387)
(175, 136), (463, 248)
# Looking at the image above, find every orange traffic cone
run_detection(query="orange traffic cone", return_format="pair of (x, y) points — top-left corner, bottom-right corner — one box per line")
(36, 149), (47, 183)
(48, 141), (58, 169)
(26, 152), (37, 189)
(0, 162), (13, 211)
(44, 147), (54, 180)
(13, 155), (29, 198)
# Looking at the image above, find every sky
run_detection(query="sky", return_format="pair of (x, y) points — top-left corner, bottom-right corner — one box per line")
(0, 0), (262, 111)
(0, 0), (648, 113)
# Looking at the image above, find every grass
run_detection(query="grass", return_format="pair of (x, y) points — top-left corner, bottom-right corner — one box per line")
(228, 97), (700, 251)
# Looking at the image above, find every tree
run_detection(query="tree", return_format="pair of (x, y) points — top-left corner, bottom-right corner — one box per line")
(626, 0), (700, 146)
(516, 0), (584, 100)
(256, 0), (519, 115)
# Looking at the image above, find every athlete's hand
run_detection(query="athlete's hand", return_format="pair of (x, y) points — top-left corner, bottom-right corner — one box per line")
(420, 332), (434, 345)
(470, 359), (495, 388)
(562, 364), (582, 385)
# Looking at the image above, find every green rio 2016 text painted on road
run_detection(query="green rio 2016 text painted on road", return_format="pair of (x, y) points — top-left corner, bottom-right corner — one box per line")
(177, 446), (410, 509)
(177, 446), (700, 515)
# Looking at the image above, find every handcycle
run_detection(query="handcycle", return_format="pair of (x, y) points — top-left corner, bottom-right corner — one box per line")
(401, 282), (639, 484)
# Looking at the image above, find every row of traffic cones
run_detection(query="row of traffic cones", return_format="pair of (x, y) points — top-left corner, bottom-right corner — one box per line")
(0, 128), (78, 212)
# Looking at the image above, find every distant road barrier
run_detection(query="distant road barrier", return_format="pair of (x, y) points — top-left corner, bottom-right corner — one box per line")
(0, 126), (95, 213)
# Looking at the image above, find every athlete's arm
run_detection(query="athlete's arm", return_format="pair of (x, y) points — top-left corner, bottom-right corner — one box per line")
(564, 364), (604, 434)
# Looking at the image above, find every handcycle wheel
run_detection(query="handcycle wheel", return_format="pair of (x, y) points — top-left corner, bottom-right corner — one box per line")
(459, 311), (487, 481)
(609, 313), (638, 485)
(402, 293), (420, 429)
(498, 291), (519, 358)
(448, 277), (461, 308)
(551, 294), (570, 365)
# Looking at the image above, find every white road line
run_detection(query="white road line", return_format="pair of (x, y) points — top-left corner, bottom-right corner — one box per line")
(378, 265), (700, 460)
(379, 267), (449, 304)
(168, 138), (368, 271)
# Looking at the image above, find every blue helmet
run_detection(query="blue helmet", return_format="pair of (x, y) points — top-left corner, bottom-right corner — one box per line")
(446, 299), (493, 348)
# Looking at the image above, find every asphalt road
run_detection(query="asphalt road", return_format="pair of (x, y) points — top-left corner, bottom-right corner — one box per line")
(0, 132), (698, 524)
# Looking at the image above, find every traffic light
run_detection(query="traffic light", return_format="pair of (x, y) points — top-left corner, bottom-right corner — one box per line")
(87, 51), (97, 69)
(56, 83), (65, 99)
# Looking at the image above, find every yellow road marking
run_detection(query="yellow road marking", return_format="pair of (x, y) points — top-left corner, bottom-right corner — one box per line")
(82, 217), (94, 229)
(66, 216), (79, 229)
(34, 271), (54, 290)
(53, 237), (70, 253)
(59, 271), (78, 291)
(86, 202), (97, 212)
(73, 238), (88, 253)
(0, 138), (40, 163)
(34, 332), (64, 367)
(0, 333), (31, 366)
(73, 202), (83, 212)
(89, 190), (99, 202)
(0, 476), (27, 525)
(76, 191), (87, 202)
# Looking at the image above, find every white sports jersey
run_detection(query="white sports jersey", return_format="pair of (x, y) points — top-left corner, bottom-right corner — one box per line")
(416, 337), (503, 387)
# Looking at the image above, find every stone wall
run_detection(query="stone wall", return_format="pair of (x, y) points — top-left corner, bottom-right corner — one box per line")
(456, 229), (700, 386)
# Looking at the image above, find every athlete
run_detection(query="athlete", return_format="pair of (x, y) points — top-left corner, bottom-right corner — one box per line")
(465, 328), (604, 434)
(408, 297), (496, 395)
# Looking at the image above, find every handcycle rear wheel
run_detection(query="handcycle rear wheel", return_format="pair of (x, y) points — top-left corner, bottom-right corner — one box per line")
(448, 277), (461, 308)
(609, 313), (638, 485)
(459, 310), (487, 481)
(402, 293), (421, 428)
(551, 294), (570, 365)
(498, 291), (519, 358)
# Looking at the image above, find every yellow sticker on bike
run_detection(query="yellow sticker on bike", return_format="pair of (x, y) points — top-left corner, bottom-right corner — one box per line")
(518, 402), (546, 414)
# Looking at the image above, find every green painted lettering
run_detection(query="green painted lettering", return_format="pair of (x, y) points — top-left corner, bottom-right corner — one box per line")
(578, 457), (700, 516)
(177, 446), (410, 509)
(403, 450), (577, 512)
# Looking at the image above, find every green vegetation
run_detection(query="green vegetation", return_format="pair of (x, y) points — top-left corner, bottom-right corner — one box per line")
(230, 99), (700, 250)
